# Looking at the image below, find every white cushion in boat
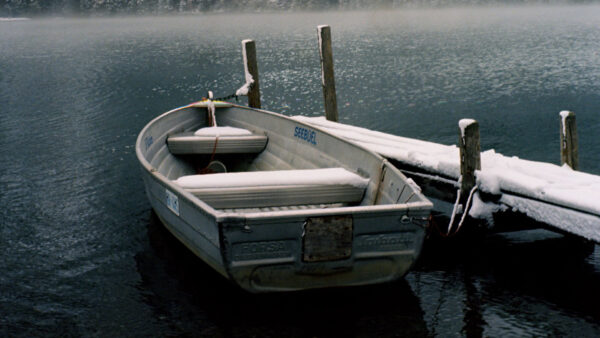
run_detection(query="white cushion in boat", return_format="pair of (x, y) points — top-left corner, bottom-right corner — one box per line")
(174, 168), (369, 209)
(167, 128), (267, 155)
(194, 126), (253, 136)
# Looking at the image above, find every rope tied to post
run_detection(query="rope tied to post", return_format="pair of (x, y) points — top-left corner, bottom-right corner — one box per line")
(213, 92), (240, 102)
(200, 92), (239, 102)
(198, 81), (256, 103)
(435, 175), (479, 237)
(196, 39), (260, 108)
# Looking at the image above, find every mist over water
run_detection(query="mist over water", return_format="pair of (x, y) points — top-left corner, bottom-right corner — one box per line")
(3, 0), (597, 17)
(1, 6), (600, 336)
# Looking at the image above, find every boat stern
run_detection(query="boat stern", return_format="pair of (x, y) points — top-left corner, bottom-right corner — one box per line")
(219, 207), (429, 293)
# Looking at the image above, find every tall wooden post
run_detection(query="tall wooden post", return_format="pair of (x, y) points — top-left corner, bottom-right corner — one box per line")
(560, 110), (578, 170)
(317, 25), (338, 122)
(459, 119), (481, 199)
(242, 39), (261, 109)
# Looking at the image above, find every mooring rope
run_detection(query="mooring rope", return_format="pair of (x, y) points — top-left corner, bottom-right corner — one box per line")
(454, 186), (478, 234)
(203, 77), (257, 102)
(446, 188), (463, 235)
(202, 85), (253, 102)
(211, 92), (240, 102)
(445, 184), (478, 236)
(199, 136), (220, 175)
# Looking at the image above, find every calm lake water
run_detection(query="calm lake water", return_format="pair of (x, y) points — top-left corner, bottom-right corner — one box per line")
(1, 6), (600, 336)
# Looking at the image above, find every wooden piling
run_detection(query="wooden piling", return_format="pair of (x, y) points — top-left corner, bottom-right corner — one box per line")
(242, 39), (261, 109)
(459, 119), (481, 199)
(317, 25), (338, 122)
(560, 110), (578, 170)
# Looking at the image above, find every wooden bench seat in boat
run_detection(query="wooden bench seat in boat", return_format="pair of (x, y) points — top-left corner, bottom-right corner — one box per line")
(174, 168), (369, 209)
(167, 126), (267, 155)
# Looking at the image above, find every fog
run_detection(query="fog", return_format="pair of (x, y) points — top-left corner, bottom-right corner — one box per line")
(1, 0), (595, 17)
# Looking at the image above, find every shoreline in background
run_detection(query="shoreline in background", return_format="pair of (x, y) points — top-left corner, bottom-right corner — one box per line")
(2, 1), (600, 18)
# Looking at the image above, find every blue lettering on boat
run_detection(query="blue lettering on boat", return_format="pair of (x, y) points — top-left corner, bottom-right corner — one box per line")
(294, 126), (317, 145)
(145, 135), (154, 150)
(165, 188), (179, 216)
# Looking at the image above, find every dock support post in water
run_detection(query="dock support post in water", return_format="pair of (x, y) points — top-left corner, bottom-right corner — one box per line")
(317, 25), (339, 122)
(560, 110), (578, 170)
(242, 39), (261, 109)
(459, 119), (481, 201)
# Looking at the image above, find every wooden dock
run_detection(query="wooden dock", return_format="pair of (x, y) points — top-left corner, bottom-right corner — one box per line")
(294, 115), (600, 243)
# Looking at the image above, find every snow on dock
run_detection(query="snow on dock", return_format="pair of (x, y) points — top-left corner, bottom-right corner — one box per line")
(294, 116), (600, 242)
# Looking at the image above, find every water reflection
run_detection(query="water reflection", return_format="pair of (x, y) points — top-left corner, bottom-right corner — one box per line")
(410, 231), (600, 336)
(136, 211), (428, 337)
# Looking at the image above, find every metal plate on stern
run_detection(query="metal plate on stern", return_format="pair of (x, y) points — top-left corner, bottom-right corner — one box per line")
(302, 216), (353, 262)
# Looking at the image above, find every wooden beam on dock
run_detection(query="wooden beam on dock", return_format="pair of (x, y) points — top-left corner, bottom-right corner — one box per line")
(242, 39), (261, 109)
(458, 119), (481, 200)
(560, 110), (578, 170)
(317, 25), (338, 122)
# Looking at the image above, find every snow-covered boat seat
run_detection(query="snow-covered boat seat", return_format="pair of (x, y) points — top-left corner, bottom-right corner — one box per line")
(174, 168), (369, 209)
(167, 126), (268, 155)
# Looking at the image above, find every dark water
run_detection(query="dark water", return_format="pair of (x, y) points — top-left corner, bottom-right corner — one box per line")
(1, 6), (600, 336)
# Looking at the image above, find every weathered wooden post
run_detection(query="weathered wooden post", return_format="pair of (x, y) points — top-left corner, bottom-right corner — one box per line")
(317, 25), (338, 122)
(560, 110), (578, 170)
(240, 39), (261, 109)
(459, 119), (481, 200)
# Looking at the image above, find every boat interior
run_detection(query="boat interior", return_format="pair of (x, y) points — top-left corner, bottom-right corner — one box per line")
(144, 102), (426, 214)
